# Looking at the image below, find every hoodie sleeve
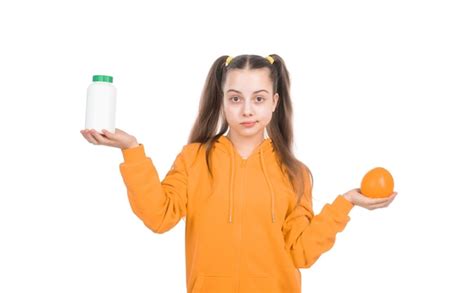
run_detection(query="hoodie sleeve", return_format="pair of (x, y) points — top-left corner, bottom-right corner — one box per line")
(282, 169), (354, 269)
(119, 144), (188, 234)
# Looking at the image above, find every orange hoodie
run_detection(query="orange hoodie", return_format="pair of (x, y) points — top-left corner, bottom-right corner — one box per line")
(119, 135), (354, 293)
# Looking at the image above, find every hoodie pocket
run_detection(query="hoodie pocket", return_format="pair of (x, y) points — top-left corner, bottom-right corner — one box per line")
(192, 275), (234, 293)
(241, 276), (279, 292)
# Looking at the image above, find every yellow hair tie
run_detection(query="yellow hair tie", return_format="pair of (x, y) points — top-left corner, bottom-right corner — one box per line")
(265, 55), (275, 64)
(225, 56), (233, 66)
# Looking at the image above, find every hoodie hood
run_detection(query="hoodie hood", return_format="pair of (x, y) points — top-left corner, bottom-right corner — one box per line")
(214, 135), (276, 224)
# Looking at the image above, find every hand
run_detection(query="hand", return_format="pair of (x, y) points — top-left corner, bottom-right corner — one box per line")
(80, 128), (139, 150)
(343, 188), (398, 210)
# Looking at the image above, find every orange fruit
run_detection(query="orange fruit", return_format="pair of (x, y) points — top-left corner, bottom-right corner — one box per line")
(360, 167), (394, 198)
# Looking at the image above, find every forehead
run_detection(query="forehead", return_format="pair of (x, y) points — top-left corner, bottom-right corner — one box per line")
(223, 68), (272, 91)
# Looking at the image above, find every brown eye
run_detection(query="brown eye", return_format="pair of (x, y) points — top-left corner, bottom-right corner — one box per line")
(256, 96), (265, 102)
(231, 96), (240, 102)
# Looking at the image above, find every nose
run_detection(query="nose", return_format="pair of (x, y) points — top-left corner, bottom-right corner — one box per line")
(243, 100), (254, 117)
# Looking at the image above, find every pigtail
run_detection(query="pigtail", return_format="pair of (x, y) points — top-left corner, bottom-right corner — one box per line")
(188, 55), (230, 181)
(266, 54), (312, 205)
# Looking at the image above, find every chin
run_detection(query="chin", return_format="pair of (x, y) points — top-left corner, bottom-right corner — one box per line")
(236, 127), (265, 137)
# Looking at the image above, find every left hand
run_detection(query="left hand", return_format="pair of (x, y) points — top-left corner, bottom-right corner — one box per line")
(343, 188), (398, 210)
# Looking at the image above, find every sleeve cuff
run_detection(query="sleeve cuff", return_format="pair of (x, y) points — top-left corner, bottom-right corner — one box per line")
(332, 194), (354, 215)
(121, 144), (146, 163)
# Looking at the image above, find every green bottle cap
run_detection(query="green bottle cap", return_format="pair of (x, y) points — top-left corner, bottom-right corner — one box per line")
(93, 75), (113, 83)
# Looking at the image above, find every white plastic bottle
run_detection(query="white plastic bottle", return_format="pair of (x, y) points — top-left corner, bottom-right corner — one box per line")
(85, 75), (116, 134)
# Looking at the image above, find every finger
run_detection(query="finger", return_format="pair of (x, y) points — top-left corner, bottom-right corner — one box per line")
(388, 193), (397, 203)
(369, 194), (397, 209)
(96, 130), (114, 143)
(102, 129), (116, 140)
(101, 130), (120, 146)
(365, 192), (397, 204)
(365, 196), (392, 205)
(83, 130), (99, 144)
(370, 199), (393, 209)
(80, 131), (91, 143)
(88, 134), (99, 144)
(90, 130), (109, 145)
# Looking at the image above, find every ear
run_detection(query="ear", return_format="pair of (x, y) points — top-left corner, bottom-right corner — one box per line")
(272, 93), (279, 112)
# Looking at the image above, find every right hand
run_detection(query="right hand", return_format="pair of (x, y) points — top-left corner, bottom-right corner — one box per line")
(343, 188), (398, 210)
(80, 128), (139, 150)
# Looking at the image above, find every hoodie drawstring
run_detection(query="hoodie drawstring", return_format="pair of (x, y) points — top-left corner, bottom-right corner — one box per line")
(260, 148), (276, 223)
(229, 148), (236, 223)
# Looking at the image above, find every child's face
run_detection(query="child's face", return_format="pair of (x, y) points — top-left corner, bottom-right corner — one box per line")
(222, 68), (279, 139)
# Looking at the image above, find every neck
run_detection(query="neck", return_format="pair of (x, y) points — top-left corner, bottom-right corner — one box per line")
(225, 130), (265, 158)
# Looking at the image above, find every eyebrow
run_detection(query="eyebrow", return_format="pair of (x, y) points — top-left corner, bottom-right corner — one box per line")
(226, 89), (269, 94)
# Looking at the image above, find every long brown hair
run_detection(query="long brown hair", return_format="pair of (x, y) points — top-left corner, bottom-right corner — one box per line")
(187, 54), (313, 205)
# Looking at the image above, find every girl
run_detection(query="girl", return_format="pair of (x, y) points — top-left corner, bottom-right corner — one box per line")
(81, 54), (397, 293)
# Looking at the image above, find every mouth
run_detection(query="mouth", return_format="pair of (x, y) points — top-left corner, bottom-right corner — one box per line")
(241, 121), (257, 127)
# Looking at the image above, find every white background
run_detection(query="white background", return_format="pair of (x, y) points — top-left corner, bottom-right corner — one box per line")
(1, 0), (473, 292)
